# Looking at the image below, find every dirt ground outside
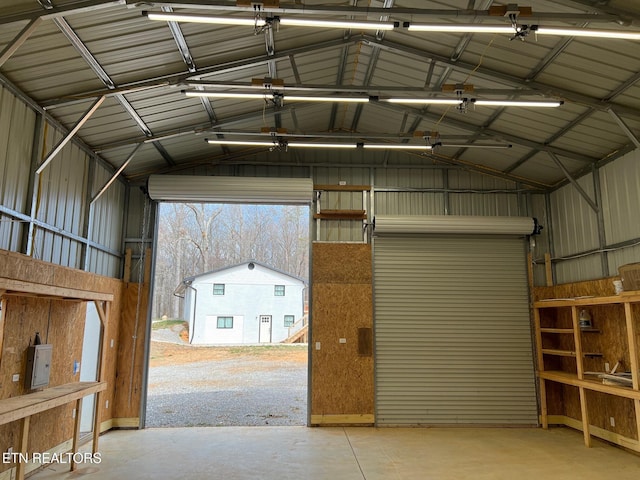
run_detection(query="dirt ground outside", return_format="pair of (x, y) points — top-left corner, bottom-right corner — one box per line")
(145, 329), (308, 428)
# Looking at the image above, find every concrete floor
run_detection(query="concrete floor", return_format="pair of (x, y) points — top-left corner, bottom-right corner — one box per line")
(31, 426), (640, 480)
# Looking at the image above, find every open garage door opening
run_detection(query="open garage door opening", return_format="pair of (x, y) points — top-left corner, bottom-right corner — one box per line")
(145, 202), (309, 428)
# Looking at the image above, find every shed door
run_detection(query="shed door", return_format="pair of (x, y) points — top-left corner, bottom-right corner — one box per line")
(259, 315), (272, 343)
(374, 235), (537, 426)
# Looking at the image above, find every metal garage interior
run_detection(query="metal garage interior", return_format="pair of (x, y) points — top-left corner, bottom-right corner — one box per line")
(1, 1), (640, 479)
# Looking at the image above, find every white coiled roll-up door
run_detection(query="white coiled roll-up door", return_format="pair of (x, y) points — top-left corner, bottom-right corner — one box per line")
(374, 233), (538, 426)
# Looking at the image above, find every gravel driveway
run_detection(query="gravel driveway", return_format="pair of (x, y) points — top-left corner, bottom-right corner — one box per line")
(145, 329), (307, 428)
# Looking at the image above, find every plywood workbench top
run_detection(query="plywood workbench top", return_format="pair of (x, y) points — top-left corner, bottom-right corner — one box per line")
(0, 382), (106, 426)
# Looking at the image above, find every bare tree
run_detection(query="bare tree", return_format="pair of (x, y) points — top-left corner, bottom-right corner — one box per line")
(152, 203), (309, 320)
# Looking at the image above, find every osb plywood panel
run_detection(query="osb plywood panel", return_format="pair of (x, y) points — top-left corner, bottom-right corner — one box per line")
(0, 249), (126, 475)
(534, 277), (618, 301)
(0, 250), (113, 293)
(312, 242), (372, 284)
(112, 283), (150, 421)
(311, 283), (374, 416)
(536, 275), (640, 443)
(0, 297), (85, 473)
(310, 243), (373, 421)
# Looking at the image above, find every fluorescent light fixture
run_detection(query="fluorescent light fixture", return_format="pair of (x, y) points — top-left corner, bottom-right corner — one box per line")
(406, 22), (640, 40)
(383, 98), (562, 107)
(363, 144), (432, 150)
(144, 11), (397, 31)
(286, 95), (369, 103)
(536, 27), (640, 40)
(475, 100), (563, 107)
(186, 92), (269, 99)
(144, 11), (265, 27)
(206, 139), (275, 147)
(288, 142), (358, 149)
(384, 98), (462, 105)
(206, 139), (357, 149)
(185, 90), (369, 103)
(279, 18), (397, 30)
(407, 23), (514, 34)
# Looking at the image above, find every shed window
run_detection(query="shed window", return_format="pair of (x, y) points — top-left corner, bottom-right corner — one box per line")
(217, 316), (233, 329)
(275, 285), (285, 296)
(213, 284), (225, 295)
(284, 315), (295, 327)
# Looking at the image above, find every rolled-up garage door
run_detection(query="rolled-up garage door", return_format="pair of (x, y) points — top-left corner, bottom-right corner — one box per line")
(374, 217), (538, 426)
(147, 175), (314, 204)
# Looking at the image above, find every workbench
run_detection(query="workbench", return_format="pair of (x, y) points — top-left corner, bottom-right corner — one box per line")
(0, 381), (107, 480)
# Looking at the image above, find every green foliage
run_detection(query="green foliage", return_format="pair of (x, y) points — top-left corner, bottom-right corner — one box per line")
(152, 319), (188, 330)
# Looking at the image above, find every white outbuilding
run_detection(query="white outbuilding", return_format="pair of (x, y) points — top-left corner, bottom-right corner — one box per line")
(176, 261), (306, 344)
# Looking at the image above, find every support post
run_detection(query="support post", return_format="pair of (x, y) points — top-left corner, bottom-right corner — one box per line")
(545, 253), (553, 287)
(16, 416), (30, 480)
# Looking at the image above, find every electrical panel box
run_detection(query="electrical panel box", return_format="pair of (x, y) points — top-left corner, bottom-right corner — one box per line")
(25, 344), (52, 390)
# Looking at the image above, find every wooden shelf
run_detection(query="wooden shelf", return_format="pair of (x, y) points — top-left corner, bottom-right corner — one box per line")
(542, 348), (576, 357)
(539, 371), (640, 400)
(0, 381), (106, 425)
(541, 349), (602, 358)
(313, 209), (367, 220)
(0, 278), (114, 302)
(540, 328), (574, 334)
(534, 291), (640, 308)
(314, 184), (371, 192)
(0, 382), (107, 480)
(534, 291), (640, 451)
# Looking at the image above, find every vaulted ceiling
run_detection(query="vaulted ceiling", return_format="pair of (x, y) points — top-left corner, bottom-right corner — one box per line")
(1, 1), (640, 191)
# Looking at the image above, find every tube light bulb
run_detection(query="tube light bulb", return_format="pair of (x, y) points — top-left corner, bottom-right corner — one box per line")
(288, 142), (358, 149)
(475, 100), (563, 107)
(206, 139), (275, 147)
(186, 92), (270, 99)
(536, 27), (640, 40)
(285, 96), (369, 103)
(363, 144), (432, 150)
(279, 18), (396, 31)
(384, 98), (463, 105)
(406, 22), (640, 40)
(407, 23), (514, 34)
(144, 11), (264, 27)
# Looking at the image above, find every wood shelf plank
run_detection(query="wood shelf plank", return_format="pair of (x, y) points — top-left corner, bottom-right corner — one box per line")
(542, 348), (576, 357)
(313, 209), (367, 220)
(0, 278), (114, 302)
(534, 292), (640, 308)
(540, 328), (574, 334)
(314, 184), (371, 192)
(539, 371), (640, 400)
(0, 382), (106, 426)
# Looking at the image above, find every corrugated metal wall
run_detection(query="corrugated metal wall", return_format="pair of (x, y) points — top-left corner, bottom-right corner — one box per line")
(89, 163), (126, 277)
(0, 86), (126, 277)
(548, 149), (640, 284)
(0, 85), (36, 251)
(32, 124), (89, 268)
